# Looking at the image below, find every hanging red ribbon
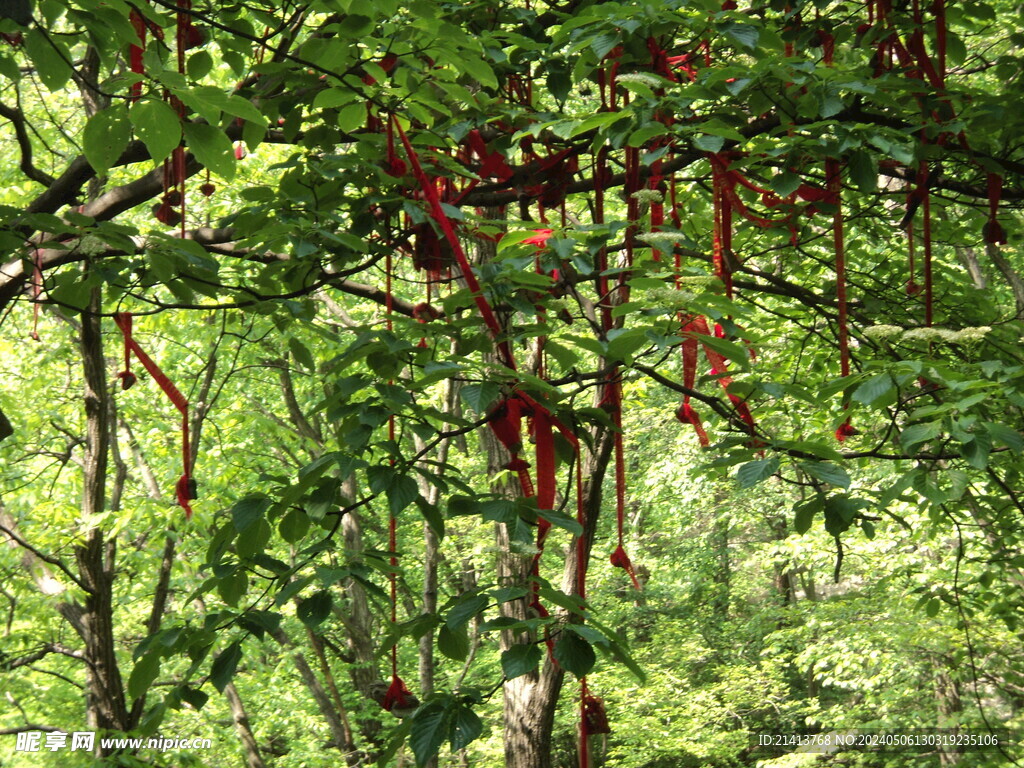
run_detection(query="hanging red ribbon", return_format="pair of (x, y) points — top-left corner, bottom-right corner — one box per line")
(113, 313), (194, 518)
(128, 8), (146, 102)
(919, 161), (934, 327)
(825, 159), (856, 441)
(395, 118), (516, 370)
(684, 316), (756, 433)
(984, 173), (1007, 245)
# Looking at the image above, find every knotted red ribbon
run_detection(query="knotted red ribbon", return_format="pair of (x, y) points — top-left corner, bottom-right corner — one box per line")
(581, 693), (611, 735)
(382, 673), (416, 712)
(984, 173), (1007, 245)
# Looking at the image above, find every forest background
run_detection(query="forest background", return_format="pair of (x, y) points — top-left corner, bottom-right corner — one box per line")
(0, 0), (1023, 766)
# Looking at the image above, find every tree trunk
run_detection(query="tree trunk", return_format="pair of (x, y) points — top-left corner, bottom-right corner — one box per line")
(77, 290), (131, 751)
(934, 662), (962, 767)
(340, 500), (385, 751)
(224, 682), (268, 768)
(494, 425), (615, 768)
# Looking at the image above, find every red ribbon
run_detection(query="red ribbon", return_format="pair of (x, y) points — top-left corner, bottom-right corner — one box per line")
(382, 673), (415, 712)
(684, 316), (757, 433)
(984, 173), (1007, 245)
(113, 313), (194, 518)
(395, 119), (516, 370)
(128, 9), (146, 102)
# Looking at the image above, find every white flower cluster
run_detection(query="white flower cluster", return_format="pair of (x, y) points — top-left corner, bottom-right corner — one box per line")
(862, 324), (903, 340)
(865, 325), (992, 344)
(648, 287), (694, 307)
(638, 231), (682, 247)
(631, 188), (664, 204)
(616, 72), (665, 88)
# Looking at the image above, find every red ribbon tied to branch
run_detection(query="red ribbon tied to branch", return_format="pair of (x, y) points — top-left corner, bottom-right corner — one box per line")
(114, 313), (195, 519)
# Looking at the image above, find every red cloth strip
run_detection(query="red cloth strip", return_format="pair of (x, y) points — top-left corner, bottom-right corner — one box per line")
(129, 9), (146, 102)
(826, 159), (850, 377)
(685, 316), (756, 431)
(919, 161), (934, 326)
(984, 173), (1007, 244)
(114, 313), (193, 517)
(394, 119), (516, 370)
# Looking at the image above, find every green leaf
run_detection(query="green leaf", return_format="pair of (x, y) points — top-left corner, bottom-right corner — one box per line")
(338, 14), (375, 36)
(628, 123), (667, 148)
(217, 568), (248, 607)
(210, 642), (243, 693)
(460, 55), (498, 89)
(722, 22), (759, 49)
(179, 686), (209, 710)
(130, 99), (182, 165)
(899, 422), (941, 453)
(589, 31), (620, 60)
(799, 461), (851, 489)
(848, 150), (878, 193)
(297, 590), (333, 629)
(128, 650), (162, 701)
(337, 102), (366, 133)
(410, 700), (450, 767)
(446, 594), (489, 629)
(960, 432), (992, 469)
(437, 624), (469, 661)
(553, 629), (596, 678)
(288, 337), (316, 370)
(460, 382), (500, 415)
(24, 28), (72, 91)
(984, 422), (1023, 453)
(852, 372), (893, 405)
(183, 122), (236, 180)
(501, 643), (541, 679)
(698, 333), (751, 370)
(232, 494), (271, 533)
(539, 508), (583, 536)
(278, 507), (311, 543)
(449, 702), (483, 751)
(823, 495), (864, 537)
(386, 475), (420, 516)
(793, 495), (823, 534)
(736, 457), (780, 488)
(83, 105), (130, 175)
(275, 575), (315, 606)
(187, 50), (214, 80)
(694, 133), (726, 153)
(236, 518), (272, 560)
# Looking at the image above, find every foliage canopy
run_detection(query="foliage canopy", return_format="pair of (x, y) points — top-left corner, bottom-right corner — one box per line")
(0, 0), (1023, 765)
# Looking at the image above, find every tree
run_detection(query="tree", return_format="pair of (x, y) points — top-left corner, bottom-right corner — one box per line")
(0, 0), (1022, 766)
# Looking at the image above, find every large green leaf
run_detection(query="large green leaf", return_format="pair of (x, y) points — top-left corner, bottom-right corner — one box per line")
(736, 457), (780, 488)
(409, 700), (450, 767)
(130, 99), (182, 164)
(501, 643), (542, 679)
(24, 27), (71, 91)
(183, 122), (236, 180)
(83, 105), (130, 175)
(210, 642), (243, 693)
(127, 650), (162, 701)
(553, 629), (595, 678)
(297, 590), (333, 630)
